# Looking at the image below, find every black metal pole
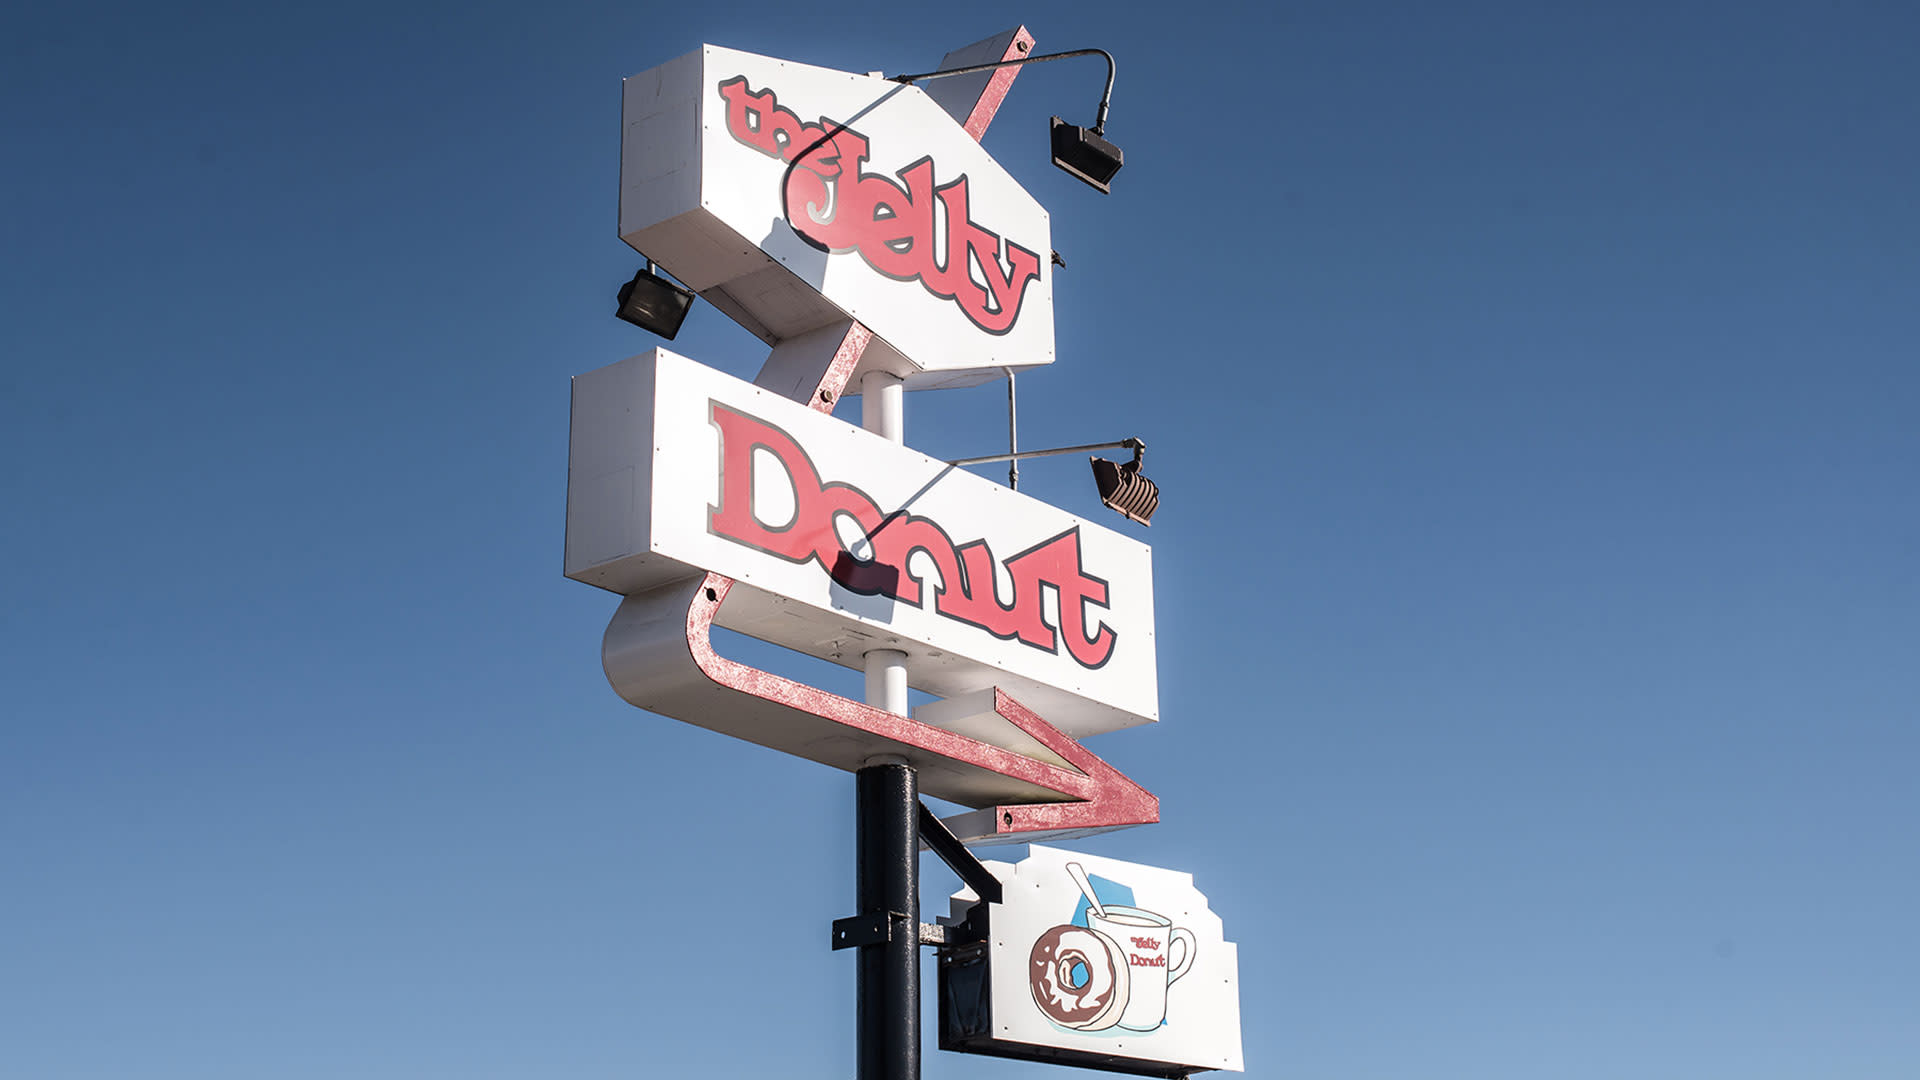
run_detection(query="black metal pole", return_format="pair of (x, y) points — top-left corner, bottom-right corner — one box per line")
(856, 759), (919, 1080)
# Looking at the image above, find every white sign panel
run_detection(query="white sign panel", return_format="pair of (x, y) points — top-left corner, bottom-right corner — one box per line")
(620, 46), (1055, 389)
(565, 349), (1157, 736)
(943, 846), (1243, 1073)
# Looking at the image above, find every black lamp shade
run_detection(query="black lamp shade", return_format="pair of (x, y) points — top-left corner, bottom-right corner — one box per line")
(616, 267), (695, 339)
(1050, 117), (1124, 194)
(1090, 455), (1157, 525)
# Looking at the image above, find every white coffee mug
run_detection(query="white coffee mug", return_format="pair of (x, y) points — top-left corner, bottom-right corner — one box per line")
(1088, 905), (1196, 1031)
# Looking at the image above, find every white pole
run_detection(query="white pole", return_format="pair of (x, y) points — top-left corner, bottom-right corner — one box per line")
(862, 370), (905, 443)
(864, 648), (909, 718)
(860, 370), (909, 719)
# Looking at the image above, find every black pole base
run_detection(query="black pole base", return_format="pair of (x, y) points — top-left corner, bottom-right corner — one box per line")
(856, 760), (919, 1080)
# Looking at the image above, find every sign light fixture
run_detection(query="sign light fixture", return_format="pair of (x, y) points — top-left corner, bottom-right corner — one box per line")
(1091, 441), (1156, 525)
(1049, 117), (1125, 194)
(614, 260), (695, 339)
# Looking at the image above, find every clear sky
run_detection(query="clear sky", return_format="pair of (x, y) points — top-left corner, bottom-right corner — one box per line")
(4, 2), (1916, 1078)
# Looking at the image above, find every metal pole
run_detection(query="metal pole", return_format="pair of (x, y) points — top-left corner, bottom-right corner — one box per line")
(1005, 368), (1019, 491)
(948, 436), (1143, 468)
(858, 373), (916, 1080)
(891, 48), (1118, 136)
(855, 750), (917, 1080)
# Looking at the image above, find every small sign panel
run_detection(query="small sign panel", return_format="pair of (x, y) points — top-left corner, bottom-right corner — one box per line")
(940, 846), (1243, 1074)
(619, 46), (1055, 389)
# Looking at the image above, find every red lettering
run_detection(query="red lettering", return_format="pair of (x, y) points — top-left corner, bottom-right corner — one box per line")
(1004, 531), (1116, 670)
(717, 76), (1041, 335)
(708, 403), (892, 596)
(706, 402), (1117, 669)
(707, 400), (820, 563)
(855, 158), (933, 281)
(936, 539), (1053, 650)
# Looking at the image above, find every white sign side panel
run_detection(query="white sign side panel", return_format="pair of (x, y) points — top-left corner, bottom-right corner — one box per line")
(984, 846), (1243, 1073)
(645, 352), (1158, 731)
(696, 46), (1054, 378)
(619, 49), (703, 241)
(564, 353), (666, 595)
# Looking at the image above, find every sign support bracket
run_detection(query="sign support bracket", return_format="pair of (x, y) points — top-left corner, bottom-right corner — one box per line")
(918, 801), (1004, 905)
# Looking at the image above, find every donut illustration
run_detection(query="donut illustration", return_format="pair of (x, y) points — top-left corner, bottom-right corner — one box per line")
(1028, 923), (1130, 1030)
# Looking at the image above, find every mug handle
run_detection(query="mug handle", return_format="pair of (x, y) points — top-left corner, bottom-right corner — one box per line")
(1166, 928), (1197, 985)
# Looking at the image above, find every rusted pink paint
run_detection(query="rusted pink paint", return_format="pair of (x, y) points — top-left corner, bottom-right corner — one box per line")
(963, 26), (1038, 143)
(811, 320), (871, 412)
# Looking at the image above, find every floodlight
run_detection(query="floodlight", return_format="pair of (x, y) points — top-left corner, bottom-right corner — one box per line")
(1050, 118), (1124, 193)
(615, 261), (695, 340)
(1090, 441), (1157, 526)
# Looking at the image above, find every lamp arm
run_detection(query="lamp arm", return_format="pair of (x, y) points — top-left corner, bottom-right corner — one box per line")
(892, 48), (1116, 135)
(949, 436), (1142, 468)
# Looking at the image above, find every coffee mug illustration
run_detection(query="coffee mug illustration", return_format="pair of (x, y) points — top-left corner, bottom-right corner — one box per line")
(1028, 862), (1198, 1033)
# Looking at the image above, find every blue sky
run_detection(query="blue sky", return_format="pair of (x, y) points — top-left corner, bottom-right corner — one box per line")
(4, 2), (1915, 1077)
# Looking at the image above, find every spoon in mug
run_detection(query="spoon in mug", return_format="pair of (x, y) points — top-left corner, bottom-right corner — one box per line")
(1067, 861), (1106, 918)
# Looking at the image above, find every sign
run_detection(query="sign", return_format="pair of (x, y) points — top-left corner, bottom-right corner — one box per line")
(580, 36), (1160, 839)
(619, 45), (1055, 390)
(940, 846), (1243, 1074)
(578, 32), (1227, 1080)
(566, 348), (1157, 737)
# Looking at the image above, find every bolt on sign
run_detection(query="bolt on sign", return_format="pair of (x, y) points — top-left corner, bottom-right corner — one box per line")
(619, 45), (1055, 391)
(939, 846), (1243, 1075)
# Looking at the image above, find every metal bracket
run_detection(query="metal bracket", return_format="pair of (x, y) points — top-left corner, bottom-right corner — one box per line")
(832, 802), (1007, 951)
(931, 899), (991, 950)
(918, 802), (1004, 904)
(836, 912), (981, 950)
(832, 911), (909, 950)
